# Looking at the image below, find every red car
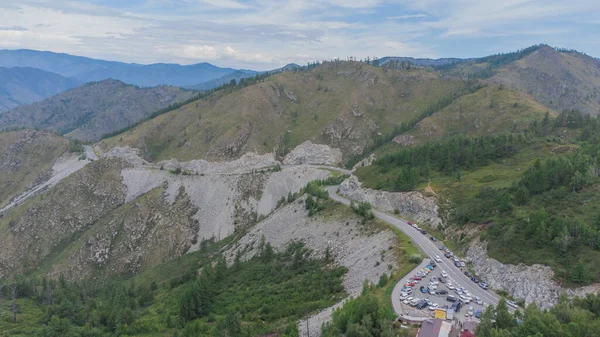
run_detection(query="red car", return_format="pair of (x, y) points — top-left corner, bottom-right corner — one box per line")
(411, 277), (422, 281)
(404, 282), (416, 287)
(407, 222), (413, 226)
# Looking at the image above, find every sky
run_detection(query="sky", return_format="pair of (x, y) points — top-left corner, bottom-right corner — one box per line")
(0, 0), (599, 70)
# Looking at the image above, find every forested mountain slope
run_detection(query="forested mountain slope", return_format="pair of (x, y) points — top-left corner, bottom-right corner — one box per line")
(0, 67), (79, 113)
(0, 79), (196, 141)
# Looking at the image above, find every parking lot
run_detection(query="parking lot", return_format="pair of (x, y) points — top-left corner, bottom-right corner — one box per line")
(395, 254), (488, 323)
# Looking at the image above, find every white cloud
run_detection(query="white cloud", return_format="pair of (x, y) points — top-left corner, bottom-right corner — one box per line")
(387, 14), (427, 20)
(183, 45), (218, 59)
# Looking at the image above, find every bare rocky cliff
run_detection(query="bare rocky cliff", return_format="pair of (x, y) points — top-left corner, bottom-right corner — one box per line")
(467, 240), (600, 309)
(338, 175), (442, 227)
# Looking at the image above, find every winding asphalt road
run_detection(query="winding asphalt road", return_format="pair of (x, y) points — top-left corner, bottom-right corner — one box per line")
(326, 186), (503, 316)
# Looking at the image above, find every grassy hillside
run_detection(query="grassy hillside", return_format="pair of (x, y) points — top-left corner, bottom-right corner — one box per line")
(100, 61), (475, 162)
(0, 129), (69, 208)
(0, 79), (195, 141)
(409, 85), (554, 143)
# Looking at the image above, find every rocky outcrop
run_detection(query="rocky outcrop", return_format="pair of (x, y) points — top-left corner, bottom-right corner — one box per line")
(283, 141), (343, 165)
(352, 154), (375, 170)
(338, 176), (442, 227)
(49, 186), (199, 280)
(159, 152), (279, 174)
(104, 146), (149, 166)
(392, 134), (414, 146)
(466, 241), (600, 309)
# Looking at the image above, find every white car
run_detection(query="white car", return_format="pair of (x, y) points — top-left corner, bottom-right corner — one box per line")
(447, 283), (455, 290)
(428, 303), (439, 310)
(400, 293), (408, 299)
(435, 256), (442, 263)
(476, 297), (483, 305)
(441, 270), (448, 278)
(467, 306), (474, 316)
(460, 295), (471, 303)
(460, 261), (467, 267)
(403, 296), (413, 304)
(507, 300), (519, 308)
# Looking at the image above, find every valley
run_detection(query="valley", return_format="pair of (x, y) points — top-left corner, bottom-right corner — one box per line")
(1, 43), (600, 336)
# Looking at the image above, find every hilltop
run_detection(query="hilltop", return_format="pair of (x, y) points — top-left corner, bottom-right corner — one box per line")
(0, 79), (196, 141)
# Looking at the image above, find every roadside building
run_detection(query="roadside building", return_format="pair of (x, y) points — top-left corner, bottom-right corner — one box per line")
(416, 318), (452, 337)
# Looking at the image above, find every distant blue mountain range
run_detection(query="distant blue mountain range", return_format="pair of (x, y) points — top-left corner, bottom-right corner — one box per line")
(0, 49), (257, 88)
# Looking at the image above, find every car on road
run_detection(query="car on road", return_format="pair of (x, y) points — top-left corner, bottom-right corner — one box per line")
(441, 270), (448, 278)
(447, 295), (457, 302)
(475, 310), (483, 318)
(435, 255), (442, 263)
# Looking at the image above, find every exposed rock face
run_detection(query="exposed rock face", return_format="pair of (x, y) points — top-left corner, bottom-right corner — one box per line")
(283, 141), (343, 165)
(49, 186), (199, 280)
(120, 165), (330, 249)
(466, 241), (600, 309)
(0, 159), (128, 278)
(352, 154), (376, 170)
(392, 134), (414, 146)
(223, 197), (398, 337)
(338, 176), (442, 227)
(321, 115), (378, 157)
(159, 152), (279, 174)
(104, 146), (149, 166)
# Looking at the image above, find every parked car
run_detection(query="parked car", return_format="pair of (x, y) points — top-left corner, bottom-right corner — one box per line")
(460, 261), (466, 267)
(467, 306), (474, 316)
(476, 297), (483, 305)
(421, 230), (427, 234)
(439, 245), (445, 250)
(464, 271), (470, 277)
(454, 261), (461, 267)
(439, 277), (447, 284)
(507, 300), (519, 308)
(407, 222), (413, 226)
(420, 286), (427, 293)
(430, 236), (437, 242)
(447, 295), (457, 302)
(437, 290), (448, 295)
(428, 303), (439, 310)
(447, 283), (455, 290)
(405, 282), (416, 287)
(417, 301), (429, 310)
(441, 270), (448, 278)
(475, 310), (483, 318)
(444, 252), (452, 258)
(479, 282), (488, 290)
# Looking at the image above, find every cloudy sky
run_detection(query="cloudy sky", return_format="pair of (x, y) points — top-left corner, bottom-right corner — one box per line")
(1, 0), (599, 70)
